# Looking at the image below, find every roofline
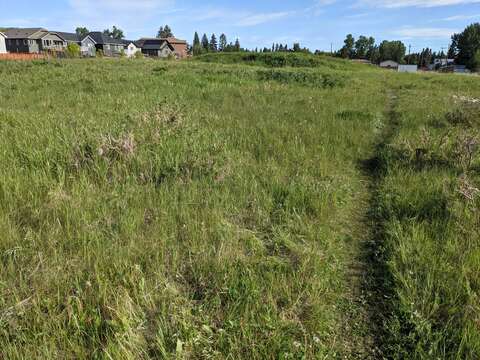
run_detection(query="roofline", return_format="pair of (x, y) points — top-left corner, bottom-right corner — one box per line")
(40, 31), (66, 41)
(30, 28), (48, 38)
(82, 35), (97, 44)
(0, 32), (6, 38)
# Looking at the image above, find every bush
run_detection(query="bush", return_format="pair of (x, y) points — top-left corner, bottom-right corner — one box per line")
(96, 49), (104, 58)
(65, 43), (81, 58)
(134, 51), (143, 59)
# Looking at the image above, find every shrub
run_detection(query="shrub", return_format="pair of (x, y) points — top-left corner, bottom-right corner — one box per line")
(65, 43), (81, 58)
(134, 51), (143, 59)
(96, 49), (104, 58)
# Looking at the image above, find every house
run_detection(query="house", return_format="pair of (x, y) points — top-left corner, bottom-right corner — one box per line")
(398, 65), (418, 73)
(4, 28), (65, 53)
(123, 40), (142, 57)
(87, 32), (125, 57)
(379, 60), (399, 69)
(55, 32), (96, 57)
(137, 38), (175, 58)
(0, 32), (6, 54)
(162, 37), (188, 58)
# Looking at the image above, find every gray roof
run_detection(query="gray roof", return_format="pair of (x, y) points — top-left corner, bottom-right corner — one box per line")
(88, 32), (125, 45)
(0, 32), (6, 38)
(55, 32), (81, 42)
(3, 28), (48, 39)
(137, 38), (173, 50)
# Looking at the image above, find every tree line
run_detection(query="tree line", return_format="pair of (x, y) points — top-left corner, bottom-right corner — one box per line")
(192, 32), (241, 55)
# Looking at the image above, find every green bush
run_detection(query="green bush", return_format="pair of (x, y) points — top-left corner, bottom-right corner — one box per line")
(134, 51), (143, 59)
(65, 43), (81, 58)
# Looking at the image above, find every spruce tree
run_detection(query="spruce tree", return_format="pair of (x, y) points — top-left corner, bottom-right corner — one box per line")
(201, 34), (209, 52)
(209, 34), (218, 52)
(219, 34), (227, 52)
(234, 38), (241, 52)
(193, 32), (202, 56)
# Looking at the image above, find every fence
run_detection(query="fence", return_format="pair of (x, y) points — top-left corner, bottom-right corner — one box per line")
(0, 53), (46, 61)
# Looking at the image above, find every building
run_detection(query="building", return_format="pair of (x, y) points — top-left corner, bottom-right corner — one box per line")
(379, 60), (399, 69)
(163, 37), (188, 58)
(0, 32), (6, 54)
(87, 32), (125, 57)
(123, 40), (142, 57)
(137, 38), (175, 58)
(55, 32), (96, 57)
(398, 65), (418, 73)
(4, 28), (65, 53)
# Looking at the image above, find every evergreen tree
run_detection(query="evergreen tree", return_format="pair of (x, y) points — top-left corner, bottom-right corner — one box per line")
(234, 38), (241, 52)
(193, 32), (202, 56)
(157, 25), (173, 38)
(293, 43), (301, 52)
(452, 23), (480, 69)
(201, 34), (209, 52)
(209, 34), (218, 52)
(219, 34), (227, 52)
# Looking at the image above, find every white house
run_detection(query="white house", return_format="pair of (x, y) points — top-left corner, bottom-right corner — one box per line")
(398, 65), (418, 73)
(0, 32), (8, 54)
(124, 41), (141, 57)
(80, 35), (96, 57)
(380, 60), (399, 69)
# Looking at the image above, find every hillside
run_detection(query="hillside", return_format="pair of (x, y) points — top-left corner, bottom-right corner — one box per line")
(0, 56), (479, 359)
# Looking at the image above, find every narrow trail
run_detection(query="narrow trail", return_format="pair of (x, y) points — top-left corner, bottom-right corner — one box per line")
(341, 87), (401, 359)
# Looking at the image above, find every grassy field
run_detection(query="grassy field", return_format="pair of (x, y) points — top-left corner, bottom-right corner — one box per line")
(0, 54), (479, 359)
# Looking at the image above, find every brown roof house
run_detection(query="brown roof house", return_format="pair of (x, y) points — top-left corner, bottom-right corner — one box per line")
(164, 37), (188, 58)
(4, 28), (65, 53)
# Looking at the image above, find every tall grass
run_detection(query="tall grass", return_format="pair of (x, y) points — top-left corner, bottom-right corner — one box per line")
(0, 57), (479, 359)
(0, 58), (386, 358)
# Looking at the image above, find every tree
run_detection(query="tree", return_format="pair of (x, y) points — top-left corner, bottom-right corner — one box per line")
(379, 40), (406, 63)
(219, 34), (227, 52)
(340, 34), (355, 58)
(293, 43), (301, 52)
(103, 26), (124, 39)
(75, 27), (89, 38)
(157, 25), (173, 38)
(201, 34), (209, 52)
(234, 38), (241, 52)
(209, 33), (218, 52)
(355, 35), (375, 59)
(192, 32), (202, 56)
(452, 23), (480, 69)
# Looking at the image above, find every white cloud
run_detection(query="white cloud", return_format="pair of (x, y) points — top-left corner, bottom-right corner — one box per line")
(440, 13), (480, 20)
(392, 27), (458, 38)
(235, 12), (294, 26)
(358, 0), (480, 7)
(69, 0), (174, 13)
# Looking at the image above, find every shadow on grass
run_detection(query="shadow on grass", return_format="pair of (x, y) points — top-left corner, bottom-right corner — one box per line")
(356, 91), (401, 358)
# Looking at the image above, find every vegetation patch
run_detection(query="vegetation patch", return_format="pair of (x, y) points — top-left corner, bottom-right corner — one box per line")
(257, 69), (345, 88)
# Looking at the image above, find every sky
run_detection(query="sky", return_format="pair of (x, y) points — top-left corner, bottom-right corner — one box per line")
(1, 0), (480, 52)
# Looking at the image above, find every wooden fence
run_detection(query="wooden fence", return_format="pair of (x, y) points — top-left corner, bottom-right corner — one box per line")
(0, 53), (47, 61)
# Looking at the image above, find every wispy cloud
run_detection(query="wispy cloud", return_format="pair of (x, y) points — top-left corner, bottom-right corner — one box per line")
(392, 26), (458, 38)
(440, 13), (480, 21)
(235, 11), (295, 26)
(357, 0), (480, 7)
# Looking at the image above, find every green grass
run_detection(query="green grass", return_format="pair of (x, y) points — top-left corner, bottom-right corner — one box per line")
(0, 54), (479, 359)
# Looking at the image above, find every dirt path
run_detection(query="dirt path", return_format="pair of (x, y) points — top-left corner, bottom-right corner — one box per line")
(341, 88), (401, 359)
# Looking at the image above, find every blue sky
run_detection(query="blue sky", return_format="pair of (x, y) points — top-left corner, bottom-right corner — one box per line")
(1, 0), (480, 52)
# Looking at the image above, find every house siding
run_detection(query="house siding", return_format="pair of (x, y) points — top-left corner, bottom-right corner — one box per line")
(81, 37), (96, 57)
(39, 33), (65, 52)
(0, 33), (6, 54)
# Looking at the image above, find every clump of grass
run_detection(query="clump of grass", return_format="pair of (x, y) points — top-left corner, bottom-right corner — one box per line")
(257, 69), (345, 88)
